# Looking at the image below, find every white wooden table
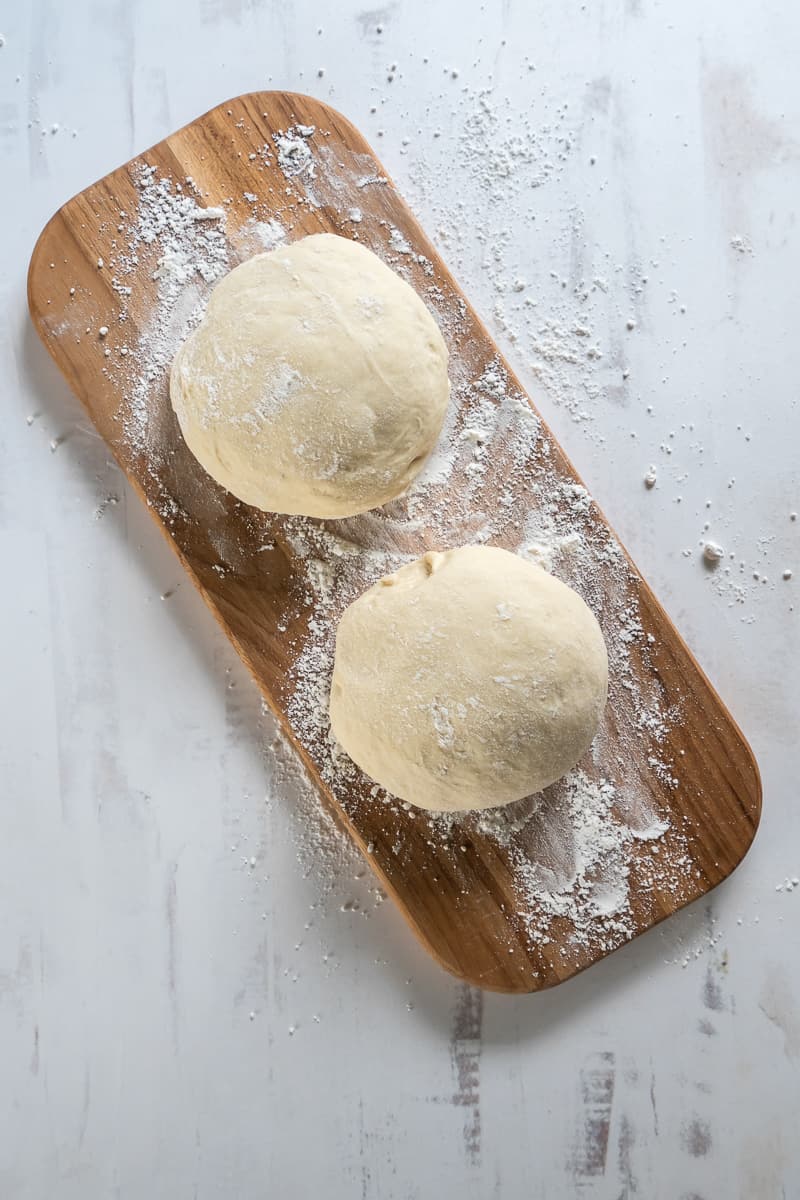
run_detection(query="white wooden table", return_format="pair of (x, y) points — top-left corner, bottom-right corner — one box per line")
(2, 2), (798, 1196)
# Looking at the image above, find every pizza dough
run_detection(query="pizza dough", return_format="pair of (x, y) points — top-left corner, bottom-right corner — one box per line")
(329, 545), (608, 812)
(170, 233), (450, 518)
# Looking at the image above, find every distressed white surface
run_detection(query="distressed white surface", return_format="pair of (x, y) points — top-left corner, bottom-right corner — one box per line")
(2, 1), (799, 1196)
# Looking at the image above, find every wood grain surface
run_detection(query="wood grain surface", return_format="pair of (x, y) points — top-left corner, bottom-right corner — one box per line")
(27, 91), (762, 993)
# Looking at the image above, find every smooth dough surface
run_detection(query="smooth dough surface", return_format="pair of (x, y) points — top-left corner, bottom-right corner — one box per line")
(170, 233), (450, 518)
(329, 545), (609, 812)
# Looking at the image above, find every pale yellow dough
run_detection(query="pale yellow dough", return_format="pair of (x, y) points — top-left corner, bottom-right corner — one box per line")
(329, 545), (609, 812)
(170, 233), (450, 518)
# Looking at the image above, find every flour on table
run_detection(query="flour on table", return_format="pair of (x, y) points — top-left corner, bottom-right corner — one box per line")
(730, 234), (753, 255)
(703, 540), (725, 567)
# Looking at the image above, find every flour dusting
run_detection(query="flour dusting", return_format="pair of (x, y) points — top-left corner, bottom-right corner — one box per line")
(45, 114), (704, 976)
(110, 166), (231, 456)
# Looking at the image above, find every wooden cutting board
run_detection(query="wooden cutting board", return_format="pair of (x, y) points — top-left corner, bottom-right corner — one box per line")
(28, 92), (761, 993)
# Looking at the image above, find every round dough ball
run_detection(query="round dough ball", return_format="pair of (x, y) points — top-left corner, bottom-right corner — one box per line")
(329, 545), (608, 812)
(170, 233), (450, 518)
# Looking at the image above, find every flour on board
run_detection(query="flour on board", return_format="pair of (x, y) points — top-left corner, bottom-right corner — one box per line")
(274, 125), (317, 179)
(56, 122), (700, 968)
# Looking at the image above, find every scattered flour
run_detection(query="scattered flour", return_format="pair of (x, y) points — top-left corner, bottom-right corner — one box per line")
(250, 218), (286, 251)
(48, 114), (704, 975)
(730, 234), (753, 255)
(110, 166), (230, 456)
(389, 226), (413, 255)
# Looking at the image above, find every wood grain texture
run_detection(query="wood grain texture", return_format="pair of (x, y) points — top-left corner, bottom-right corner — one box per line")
(27, 91), (761, 993)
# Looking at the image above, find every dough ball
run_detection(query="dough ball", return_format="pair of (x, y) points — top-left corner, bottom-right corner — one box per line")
(170, 233), (450, 518)
(329, 545), (608, 812)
